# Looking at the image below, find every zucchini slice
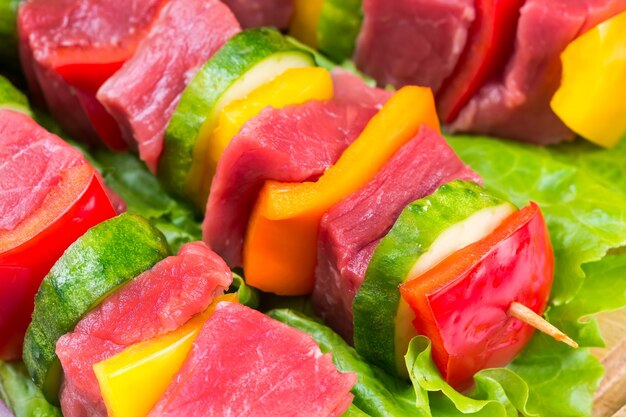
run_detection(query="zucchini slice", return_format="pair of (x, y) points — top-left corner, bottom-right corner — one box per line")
(353, 181), (515, 377)
(22, 213), (170, 403)
(318, 0), (363, 63)
(160, 28), (315, 209)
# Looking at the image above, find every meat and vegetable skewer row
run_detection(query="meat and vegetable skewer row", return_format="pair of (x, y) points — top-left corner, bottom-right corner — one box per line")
(287, 0), (626, 147)
(3, 69), (573, 417)
(13, 0), (626, 154)
(0, 100), (355, 414)
(0, 0), (612, 415)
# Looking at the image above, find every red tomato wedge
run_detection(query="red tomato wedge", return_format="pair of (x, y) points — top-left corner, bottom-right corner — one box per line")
(0, 110), (116, 360)
(400, 202), (553, 390)
(437, 0), (523, 123)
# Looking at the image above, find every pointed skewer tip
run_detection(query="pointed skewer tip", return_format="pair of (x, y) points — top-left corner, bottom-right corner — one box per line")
(508, 301), (579, 349)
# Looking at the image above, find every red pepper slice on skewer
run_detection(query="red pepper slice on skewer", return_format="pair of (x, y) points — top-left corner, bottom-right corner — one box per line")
(437, 0), (524, 123)
(400, 202), (553, 390)
(56, 62), (128, 151)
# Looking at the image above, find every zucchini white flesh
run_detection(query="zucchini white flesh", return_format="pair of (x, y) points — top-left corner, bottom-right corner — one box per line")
(160, 28), (315, 209)
(353, 180), (516, 377)
(393, 201), (516, 374)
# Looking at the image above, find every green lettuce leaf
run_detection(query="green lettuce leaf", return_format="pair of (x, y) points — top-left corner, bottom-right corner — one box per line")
(406, 335), (601, 417)
(448, 136), (626, 309)
(507, 334), (603, 417)
(547, 139), (626, 193)
(342, 404), (371, 417)
(405, 337), (522, 417)
(227, 273), (261, 309)
(552, 252), (626, 321)
(87, 149), (202, 252)
(0, 361), (61, 417)
(549, 252), (626, 347)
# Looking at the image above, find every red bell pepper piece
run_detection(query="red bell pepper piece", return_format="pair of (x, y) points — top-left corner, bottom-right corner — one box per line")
(437, 0), (524, 123)
(56, 62), (128, 151)
(400, 202), (553, 390)
(0, 111), (117, 360)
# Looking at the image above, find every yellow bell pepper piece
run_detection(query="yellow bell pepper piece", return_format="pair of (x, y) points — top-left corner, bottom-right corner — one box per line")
(551, 10), (626, 147)
(244, 86), (440, 295)
(93, 294), (238, 417)
(289, 0), (324, 48)
(208, 67), (333, 169)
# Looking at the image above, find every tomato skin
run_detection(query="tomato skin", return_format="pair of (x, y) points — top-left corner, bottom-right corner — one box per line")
(437, 0), (524, 123)
(0, 175), (116, 360)
(401, 203), (553, 390)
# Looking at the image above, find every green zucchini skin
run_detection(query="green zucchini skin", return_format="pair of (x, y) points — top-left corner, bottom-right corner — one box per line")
(353, 180), (514, 377)
(159, 28), (315, 209)
(0, 361), (62, 417)
(22, 213), (170, 403)
(317, 0), (363, 63)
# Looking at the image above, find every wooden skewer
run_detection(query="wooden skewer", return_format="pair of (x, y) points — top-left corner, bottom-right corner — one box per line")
(508, 302), (579, 348)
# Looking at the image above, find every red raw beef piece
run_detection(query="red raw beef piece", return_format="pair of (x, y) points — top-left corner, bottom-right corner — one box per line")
(449, 0), (626, 144)
(355, 0), (475, 92)
(148, 302), (356, 417)
(223, 0), (294, 29)
(97, 0), (241, 172)
(0, 111), (86, 231)
(203, 72), (391, 267)
(313, 126), (480, 342)
(56, 242), (232, 417)
(330, 69), (391, 110)
(18, 0), (167, 149)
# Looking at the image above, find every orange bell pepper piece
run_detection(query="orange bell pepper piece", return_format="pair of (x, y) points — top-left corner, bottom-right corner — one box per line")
(243, 86), (440, 295)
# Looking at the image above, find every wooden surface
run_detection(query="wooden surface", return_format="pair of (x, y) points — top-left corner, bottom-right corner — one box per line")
(593, 309), (626, 417)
